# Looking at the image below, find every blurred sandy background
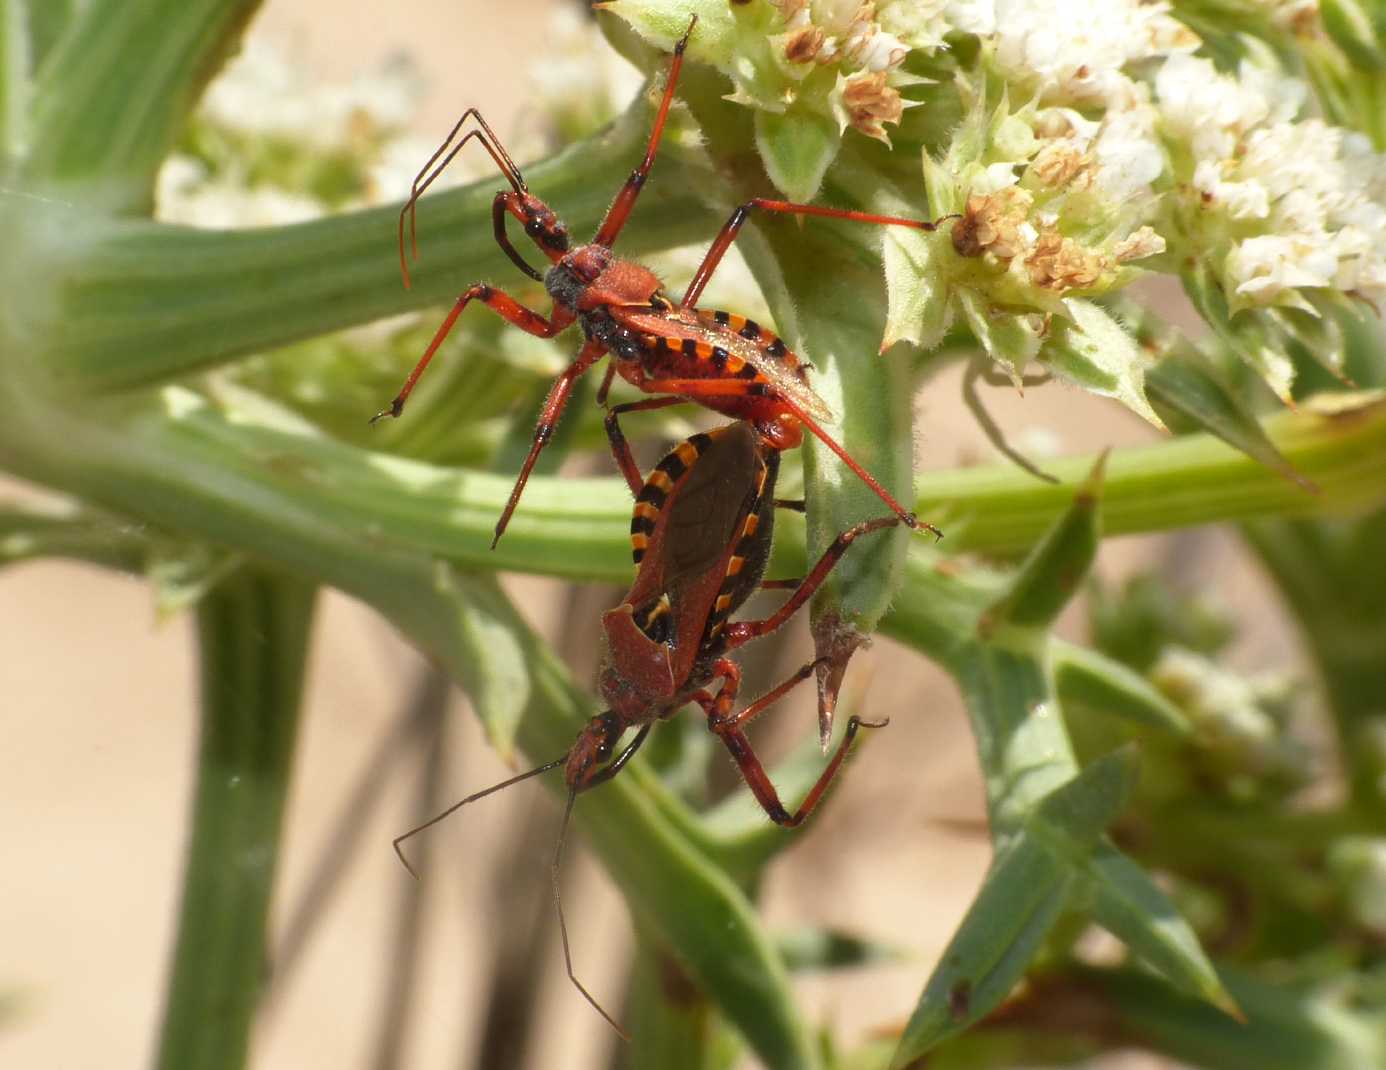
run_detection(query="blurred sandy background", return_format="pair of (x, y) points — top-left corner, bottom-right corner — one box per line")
(1, 2), (1299, 1068)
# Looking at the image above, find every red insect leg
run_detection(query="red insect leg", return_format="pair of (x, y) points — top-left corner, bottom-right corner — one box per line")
(591, 16), (697, 248)
(720, 516), (900, 649)
(633, 377), (931, 534)
(695, 658), (884, 827)
(372, 285), (573, 422)
(602, 395), (688, 496)
(681, 198), (952, 309)
(492, 337), (607, 547)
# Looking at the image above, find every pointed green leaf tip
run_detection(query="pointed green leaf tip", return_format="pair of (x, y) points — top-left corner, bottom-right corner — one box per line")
(1045, 301), (1164, 430)
(979, 452), (1107, 635)
(754, 109), (840, 204)
(1148, 349), (1316, 493)
(889, 748), (1138, 1067)
(1088, 846), (1244, 1021)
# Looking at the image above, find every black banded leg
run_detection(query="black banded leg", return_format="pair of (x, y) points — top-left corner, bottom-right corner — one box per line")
(603, 395), (688, 497)
(722, 517), (900, 649)
(372, 285), (572, 422)
(492, 338), (607, 548)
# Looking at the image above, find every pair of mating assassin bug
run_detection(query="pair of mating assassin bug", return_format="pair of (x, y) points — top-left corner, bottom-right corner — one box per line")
(382, 16), (945, 1034)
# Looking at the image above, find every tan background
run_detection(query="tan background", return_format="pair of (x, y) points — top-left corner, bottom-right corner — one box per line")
(1, 3), (1296, 1068)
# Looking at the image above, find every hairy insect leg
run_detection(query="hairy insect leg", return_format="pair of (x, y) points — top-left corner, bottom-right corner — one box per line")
(591, 16), (698, 248)
(372, 285), (573, 423)
(681, 198), (956, 308)
(603, 396), (688, 496)
(632, 376), (936, 535)
(697, 658), (885, 827)
(492, 338), (608, 547)
(721, 517), (900, 649)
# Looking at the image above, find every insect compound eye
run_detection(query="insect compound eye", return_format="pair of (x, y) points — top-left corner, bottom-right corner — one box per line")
(524, 218), (543, 237)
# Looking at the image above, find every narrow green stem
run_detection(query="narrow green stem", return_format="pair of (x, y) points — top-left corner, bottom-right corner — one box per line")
(154, 568), (316, 1070)
(621, 931), (739, 1070)
(916, 395), (1386, 555)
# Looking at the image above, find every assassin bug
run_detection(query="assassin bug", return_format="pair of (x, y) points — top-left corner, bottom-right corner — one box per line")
(394, 420), (899, 1032)
(373, 15), (947, 547)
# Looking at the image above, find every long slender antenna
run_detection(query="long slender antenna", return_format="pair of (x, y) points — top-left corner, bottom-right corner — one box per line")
(392, 756), (565, 879)
(398, 108), (529, 288)
(552, 789), (629, 1040)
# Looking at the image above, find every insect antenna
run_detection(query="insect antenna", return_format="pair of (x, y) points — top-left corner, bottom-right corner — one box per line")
(391, 754), (566, 879)
(552, 787), (630, 1040)
(399, 108), (530, 288)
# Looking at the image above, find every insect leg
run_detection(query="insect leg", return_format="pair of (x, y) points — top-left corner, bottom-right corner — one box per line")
(699, 659), (885, 827)
(603, 395), (688, 496)
(720, 517), (900, 649)
(681, 198), (955, 308)
(372, 286), (574, 423)
(492, 337), (608, 548)
(591, 16), (698, 248)
(632, 378), (937, 535)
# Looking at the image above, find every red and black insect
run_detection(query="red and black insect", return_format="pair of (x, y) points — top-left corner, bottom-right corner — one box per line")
(373, 16), (946, 547)
(393, 420), (898, 1031)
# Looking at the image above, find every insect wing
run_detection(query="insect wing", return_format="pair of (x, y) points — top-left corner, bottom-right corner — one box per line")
(618, 309), (836, 424)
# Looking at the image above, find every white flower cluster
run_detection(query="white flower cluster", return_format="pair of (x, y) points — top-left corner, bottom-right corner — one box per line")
(759, 1), (994, 142)
(156, 38), (428, 227)
(1157, 53), (1386, 311)
(990, 0), (1198, 109)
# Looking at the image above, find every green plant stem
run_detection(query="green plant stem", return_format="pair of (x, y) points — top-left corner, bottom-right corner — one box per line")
(154, 568), (315, 1070)
(25, 0), (263, 208)
(621, 931), (739, 1070)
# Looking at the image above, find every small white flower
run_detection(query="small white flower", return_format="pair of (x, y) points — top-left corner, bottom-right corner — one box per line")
(1228, 234), (1339, 301)
(992, 0), (1198, 109)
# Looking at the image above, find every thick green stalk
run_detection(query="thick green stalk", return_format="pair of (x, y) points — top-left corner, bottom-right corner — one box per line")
(154, 568), (315, 1070)
(24, 0), (263, 209)
(3, 125), (716, 394)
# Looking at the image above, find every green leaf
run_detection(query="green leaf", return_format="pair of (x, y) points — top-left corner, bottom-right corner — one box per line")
(1147, 347), (1315, 492)
(0, 501), (148, 573)
(447, 570), (532, 761)
(890, 749), (1137, 1067)
(1182, 263), (1296, 404)
(957, 289), (1042, 381)
(1052, 639), (1192, 736)
(979, 453), (1104, 634)
(1322, 0), (1386, 70)
(1095, 964), (1386, 1070)
(0, 0), (28, 159)
(889, 831), (1075, 1067)
(882, 226), (951, 351)
(755, 109), (841, 204)
(1031, 746), (1138, 852)
(1087, 844), (1242, 1017)
(1044, 299), (1164, 429)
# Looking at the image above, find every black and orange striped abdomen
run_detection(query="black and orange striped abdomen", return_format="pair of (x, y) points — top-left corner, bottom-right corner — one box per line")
(617, 422), (779, 687)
